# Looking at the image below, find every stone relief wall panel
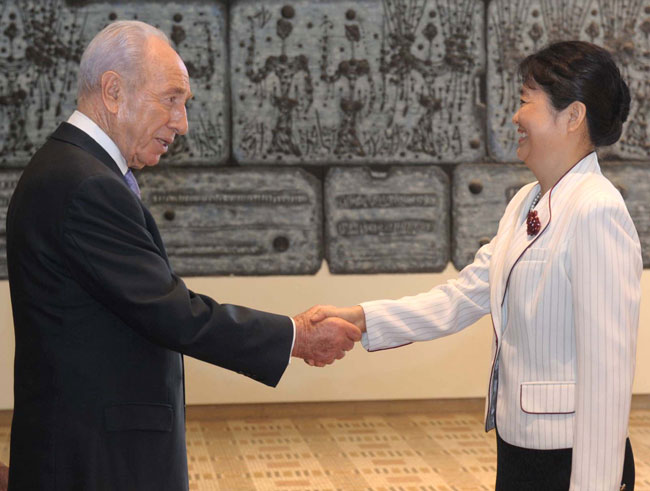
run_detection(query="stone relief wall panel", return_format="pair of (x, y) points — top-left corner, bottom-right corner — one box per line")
(325, 166), (449, 273)
(602, 162), (650, 267)
(137, 168), (323, 275)
(0, 171), (22, 279)
(0, 0), (228, 167)
(231, 0), (485, 165)
(487, 0), (650, 161)
(452, 163), (534, 270)
(1, 0), (648, 277)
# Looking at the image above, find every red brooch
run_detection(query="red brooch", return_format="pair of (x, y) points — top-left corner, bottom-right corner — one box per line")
(527, 210), (541, 236)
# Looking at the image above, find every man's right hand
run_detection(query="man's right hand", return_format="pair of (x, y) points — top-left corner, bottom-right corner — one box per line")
(292, 306), (362, 367)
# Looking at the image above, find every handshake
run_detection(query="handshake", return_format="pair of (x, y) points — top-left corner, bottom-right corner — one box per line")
(291, 305), (367, 367)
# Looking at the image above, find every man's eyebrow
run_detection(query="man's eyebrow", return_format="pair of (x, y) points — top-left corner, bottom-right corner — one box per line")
(166, 86), (189, 95)
(165, 86), (194, 101)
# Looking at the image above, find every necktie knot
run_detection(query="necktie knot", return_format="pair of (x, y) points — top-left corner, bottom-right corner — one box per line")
(123, 169), (141, 198)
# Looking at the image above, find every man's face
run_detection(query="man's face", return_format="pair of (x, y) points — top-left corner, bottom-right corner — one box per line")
(116, 37), (192, 169)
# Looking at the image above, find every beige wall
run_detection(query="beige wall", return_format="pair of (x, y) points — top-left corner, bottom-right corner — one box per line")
(1, 266), (648, 409)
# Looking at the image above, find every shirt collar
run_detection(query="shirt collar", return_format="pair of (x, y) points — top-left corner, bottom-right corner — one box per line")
(66, 110), (129, 176)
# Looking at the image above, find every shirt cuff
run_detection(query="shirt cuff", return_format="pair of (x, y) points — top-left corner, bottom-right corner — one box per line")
(288, 317), (296, 364)
(358, 302), (373, 351)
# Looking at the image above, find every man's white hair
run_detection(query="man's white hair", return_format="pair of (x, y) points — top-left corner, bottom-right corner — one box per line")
(77, 20), (171, 101)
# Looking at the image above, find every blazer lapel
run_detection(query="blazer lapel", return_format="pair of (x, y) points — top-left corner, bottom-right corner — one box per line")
(143, 206), (171, 267)
(488, 182), (545, 328)
(494, 152), (600, 312)
(498, 188), (551, 307)
(50, 122), (169, 265)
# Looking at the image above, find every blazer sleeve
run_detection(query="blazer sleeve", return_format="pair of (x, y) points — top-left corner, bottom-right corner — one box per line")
(568, 197), (642, 490)
(360, 238), (493, 352)
(61, 174), (294, 387)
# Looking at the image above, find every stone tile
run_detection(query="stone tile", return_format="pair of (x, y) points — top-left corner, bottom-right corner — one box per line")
(137, 167), (323, 275)
(231, 0), (485, 165)
(0, 0), (228, 167)
(325, 165), (449, 273)
(0, 171), (22, 279)
(601, 162), (650, 267)
(487, 0), (650, 162)
(452, 160), (650, 270)
(452, 163), (534, 270)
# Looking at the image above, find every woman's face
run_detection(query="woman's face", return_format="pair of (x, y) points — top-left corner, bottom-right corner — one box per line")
(511, 83), (563, 166)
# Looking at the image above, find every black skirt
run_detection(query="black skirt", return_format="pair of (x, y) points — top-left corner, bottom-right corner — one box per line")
(495, 431), (635, 490)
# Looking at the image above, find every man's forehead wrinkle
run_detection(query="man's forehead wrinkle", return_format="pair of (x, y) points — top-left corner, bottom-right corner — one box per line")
(146, 57), (191, 94)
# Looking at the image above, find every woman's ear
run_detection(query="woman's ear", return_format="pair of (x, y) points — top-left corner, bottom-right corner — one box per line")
(566, 100), (587, 134)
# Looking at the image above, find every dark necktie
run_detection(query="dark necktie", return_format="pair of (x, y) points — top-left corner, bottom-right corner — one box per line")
(123, 169), (141, 199)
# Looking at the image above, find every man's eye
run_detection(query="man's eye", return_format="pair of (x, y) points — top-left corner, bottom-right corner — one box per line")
(519, 99), (526, 105)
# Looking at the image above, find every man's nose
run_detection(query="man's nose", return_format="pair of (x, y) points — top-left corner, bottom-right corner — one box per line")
(170, 104), (189, 135)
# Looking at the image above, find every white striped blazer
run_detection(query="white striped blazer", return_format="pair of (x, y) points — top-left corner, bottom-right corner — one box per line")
(360, 152), (642, 490)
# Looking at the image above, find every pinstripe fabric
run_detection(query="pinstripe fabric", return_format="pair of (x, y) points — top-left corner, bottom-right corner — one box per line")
(360, 152), (642, 490)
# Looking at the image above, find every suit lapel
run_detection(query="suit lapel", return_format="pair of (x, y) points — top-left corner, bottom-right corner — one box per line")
(143, 207), (171, 266)
(50, 122), (170, 264)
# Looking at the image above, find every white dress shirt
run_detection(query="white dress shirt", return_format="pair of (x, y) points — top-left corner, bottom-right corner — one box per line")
(67, 110), (129, 176)
(65, 111), (296, 361)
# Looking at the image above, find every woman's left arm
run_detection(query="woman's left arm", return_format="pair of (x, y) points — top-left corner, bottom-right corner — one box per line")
(569, 197), (642, 490)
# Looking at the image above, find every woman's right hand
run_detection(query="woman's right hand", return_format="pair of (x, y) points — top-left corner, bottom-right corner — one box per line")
(308, 305), (366, 333)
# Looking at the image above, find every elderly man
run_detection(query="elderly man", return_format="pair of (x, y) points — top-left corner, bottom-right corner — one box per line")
(5, 21), (359, 490)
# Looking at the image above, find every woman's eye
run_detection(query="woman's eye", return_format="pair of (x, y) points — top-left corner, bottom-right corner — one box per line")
(519, 99), (526, 105)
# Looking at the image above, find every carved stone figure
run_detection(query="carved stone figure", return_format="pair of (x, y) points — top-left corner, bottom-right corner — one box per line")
(245, 6), (314, 157)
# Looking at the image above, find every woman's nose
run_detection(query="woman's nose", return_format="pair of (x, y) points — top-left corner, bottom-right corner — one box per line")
(512, 109), (519, 126)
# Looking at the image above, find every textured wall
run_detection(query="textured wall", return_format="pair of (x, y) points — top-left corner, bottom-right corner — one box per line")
(325, 166), (450, 273)
(0, 0), (648, 277)
(139, 168), (323, 275)
(487, 0), (650, 161)
(230, 0), (485, 164)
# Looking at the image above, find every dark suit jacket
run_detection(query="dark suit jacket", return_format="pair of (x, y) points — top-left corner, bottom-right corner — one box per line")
(6, 123), (293, 490)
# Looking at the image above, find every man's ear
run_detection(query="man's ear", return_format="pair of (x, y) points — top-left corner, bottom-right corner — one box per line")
(100, 71), (122, 114)
(566, 100), (587, 134)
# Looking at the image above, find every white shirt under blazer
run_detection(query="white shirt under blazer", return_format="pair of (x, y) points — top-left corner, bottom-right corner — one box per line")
(360, 152), (642, 490)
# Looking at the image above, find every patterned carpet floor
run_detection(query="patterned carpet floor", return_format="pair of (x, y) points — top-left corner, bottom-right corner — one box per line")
(1, 404), (650, 490)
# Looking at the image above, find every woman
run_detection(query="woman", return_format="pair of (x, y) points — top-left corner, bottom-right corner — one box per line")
(314, 41), (642, 490)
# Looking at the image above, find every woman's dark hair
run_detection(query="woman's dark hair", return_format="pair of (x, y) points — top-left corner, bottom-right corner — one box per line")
(518, 40), (630, 147)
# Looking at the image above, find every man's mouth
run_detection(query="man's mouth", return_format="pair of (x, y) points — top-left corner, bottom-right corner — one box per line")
(156, 138), (172, 151)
